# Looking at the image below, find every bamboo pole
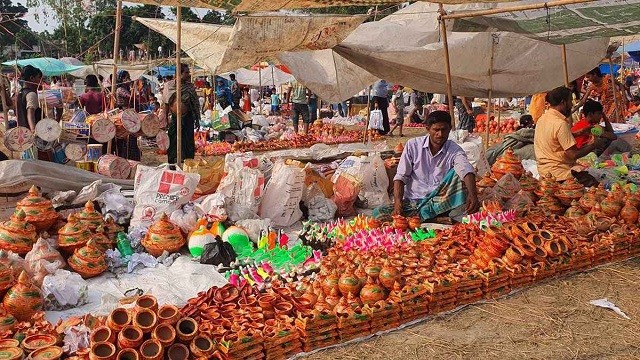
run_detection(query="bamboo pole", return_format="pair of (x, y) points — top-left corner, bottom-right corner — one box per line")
(363, 85), (372, 144)
(496, 98), (502, 138)
(441, 0), (596, 20)
(486, 35), (496, 148)
(0, 75), (9, 130)
(561, 44), (570, 87)
(176, 6), (183, 165)
(607, 57), (621, 122)
(438, 4), (456, 127)
(108, 0), (122, 156)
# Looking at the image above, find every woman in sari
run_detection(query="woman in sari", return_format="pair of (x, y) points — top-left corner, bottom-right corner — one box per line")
(580, 67), (628, 123)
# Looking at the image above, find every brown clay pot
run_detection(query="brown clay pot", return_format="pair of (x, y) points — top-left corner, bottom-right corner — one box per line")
(57, 214), (92, 256)
(492, 147), (525, 180)
(89, 342), (116, 360)
(601, 194), (623, 217)
(0, 210), (37, 256)
(258, 294), (276, 311)
(68, 239), (108, 279)
(76, 201), (105, 232)
(166, 344), (189, 360)
(379, 261), (399, 289)
(116, 348), (139, 360)
(15, 185), (58, 232)
(133, 308), (157, 334)
(407, 216), (422, 230)
(141, 214), (185, 257)
(3, 271), (43, 322)
(392, 215), (409, 231)
(139, 339), (163, 360)
(360, 276), (385, 305)
(0, 346), (23, 360)
(157, 304), (180, 326)
(21, 334), (58, 354)
(619, 200), (639, 224)
(90, 326), (115, 345)
(107, 308), (131, 332)
(117, 326), (143, 350)
(29, 346), (64, 360)
(135, 295), (158, 314)
(320, 271), (339, 295)
(175, 318), (198, 344)
(151, 323), (176, 348)
(0, 305), (16, 333)
(189, 335), (215, 358)
(338, 267), (362, 296)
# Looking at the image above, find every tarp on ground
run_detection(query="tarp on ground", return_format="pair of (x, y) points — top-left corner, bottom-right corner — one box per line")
(70, 59), (152, 80)
(449, 0), (640, 45)
(2, 58), (84, 76)
(218, 65), (295, 86)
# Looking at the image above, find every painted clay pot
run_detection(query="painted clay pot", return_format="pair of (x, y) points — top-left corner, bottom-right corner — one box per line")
(535, 173), (559, 197)
(189, 335), (215, 358)
(556, 178), (585, 206)
(117, 326), (143, 350)
(476, 173), (496, 192)
(151, 323), (175, 348)
(0, 210), (37, 256)
(166, 344), (189, 360)
(536, 194), (564, 215)
(0, 339), (19, 348)
(0, 306), (16, 333)
(76, 201), (104, 232)
(140, 339), (163, 360)
(364, 262), (381, 279)
(157, 304), (180, 326)
(133, 308), (157, 334)
(90, 326), (115, 345)
(16, 186), (58, 232)
(0, 263), (14, 299)
(392, 215), (409, 232)
(107, 308), (131, 332)
(175, 317), (198, 344)
(338, 267), (362, 297)
(3, 271), (43, 322)
(89, 342), (116, 360)
(21, 334), (57, 354)
(92, 225), (115, 252)
(68, 240), (108, 279)
(29, 346), (63, 360)
(519, 172), (539, 193)
(0, 347), (24, 360)
(379, 261), (400, 290)
(141, 214), (185, 257)
(564, 200), (585, 218)
(578, 188), (599, 212)
(116, 348), (139, 360)
(619, 200), (639, 225)
(135, 295), (158, 314)
(57, 214), (92, 256)
(360, 276), (386, 305)
(601, 193), (623, 217)
(320, 271), (339, 295)
(492, 147), (524, 180)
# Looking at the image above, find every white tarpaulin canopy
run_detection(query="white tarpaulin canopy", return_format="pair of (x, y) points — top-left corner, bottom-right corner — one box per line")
(219, 65), (295, 86)
(70, 59), (152, 80)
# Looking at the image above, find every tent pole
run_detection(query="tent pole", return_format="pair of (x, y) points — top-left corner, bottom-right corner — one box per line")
(621, 39), (625, 73)
(439, 4), (456, 128)
(561, 44), (569, 87)
(487, 34), (496, 148)
(108, 0), (122, 156)
(0, 75), (9, 130)
(496, 98), (502, 138)
(441, 0), (596, 20)
(607, 57), (621, 122)
(364, 85), (372, 144)
(176, 6), (183, 165)
(258, 66), (262, 114)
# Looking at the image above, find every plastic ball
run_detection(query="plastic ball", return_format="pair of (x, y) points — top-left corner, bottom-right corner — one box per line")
(222, 226), (252, 253)
(188, 226), (215, 257)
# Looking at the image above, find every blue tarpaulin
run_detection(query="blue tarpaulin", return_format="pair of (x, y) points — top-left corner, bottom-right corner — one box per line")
(599, 63), (621, 76)
(1, 57), (83, 76)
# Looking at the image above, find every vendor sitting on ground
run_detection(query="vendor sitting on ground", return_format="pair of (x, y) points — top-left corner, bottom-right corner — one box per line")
(534, 86), (608, 187)
(571, 99), (631, 158)
(373, 111), (480, 221)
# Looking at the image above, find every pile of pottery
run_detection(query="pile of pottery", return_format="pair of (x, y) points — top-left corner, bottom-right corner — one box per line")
(0, 311), (62, 360)
(141, 214), (186, 257)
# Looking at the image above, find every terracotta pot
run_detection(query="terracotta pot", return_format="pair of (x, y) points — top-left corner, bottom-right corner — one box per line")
(0, 306), (16, 333)
(0, 339), (19, 348)
(21, 334), (57, 354)
(360, 276), (385, 305)
(151, 323), (176, 348)
(274, 301), (293, 315)
(68, 239), (108, 279)
(189, 335), (215, 358)
(620, 201), (639, 224)
(175, 318), (198, 344)
(0, 346), (23, 360)
(139, 339), (163, 360)
(89, 342), (116, 360)
(3, 271), (43, 322)
(504, 247), (524, 265)
(379, 261), (399, 289)
(117, 326), (143, 350)
(492, 148), (525, 180)
(338, 267), (362, 297)
(76, 201), (105, 232)
(116, 348), (139, 360)
(135, 295), (158, 314)
(133, 308), (157, 334)
(392, 215), (409, 231)
(15, 185), (58, 232)
(29, 346), (64, 360)
(407, 216), (422, 230)
(320, 272), (339, 295)
(258, 294), (276, 311)
(166, 344), (189, 360)
(0, 210), (37, 256)
(556, 178), (585, 206)
(141, 214), (186, 257)
(543, 241), (563, 257)
(107, 308), (131, 332)
(91, 326), (115, 345)
(157, 305), (180, 326)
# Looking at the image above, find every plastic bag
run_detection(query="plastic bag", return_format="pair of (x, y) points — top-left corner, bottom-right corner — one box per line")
(358, 153), (390, 208)
(304, 165), (334, 198)
(303, 184), (337, 222)
(196, 193), (228, 222)
(183, 158), (225, 197)
(493, 173), (521, 201)
(169, 203), (199, 234)
(217, 161), (265, 221)
(41, 269), (88, 310)
(259, 161), (305, 227)
(331, 156), (367, 183)
(332, 173), (362, 217)
(235, 219), (272, 243)
(505, 190), (534, 213)
(200, 237), (237, 266)
(369, 109), (384, 130)
(24, 237), (66, 287)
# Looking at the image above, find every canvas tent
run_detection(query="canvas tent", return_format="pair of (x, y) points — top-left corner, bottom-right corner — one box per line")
(70, 59), (152, 80)
(2, 57), (84, 76)
(218, 65), (295, 86)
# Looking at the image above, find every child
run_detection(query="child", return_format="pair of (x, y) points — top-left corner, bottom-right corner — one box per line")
(571, 99), (630, 157)
(389, 86), (405, 137)
(270, 92), (280, 115)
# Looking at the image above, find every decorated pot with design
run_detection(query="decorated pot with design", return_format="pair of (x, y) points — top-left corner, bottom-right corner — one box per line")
(21, 334), (58, 354)
(0, 305), (16, 332)
(379, 260), (400, 289)
(76, 201), (104, 232)
(535, 173), (559, 198)
(578, 187), (598, 212)
(476, 173), (496, 193)
(16, 186), (58, 232)
(491, 148), (524, 180)
(338, 267), (362, 297)
(619, 200), (639, 224)
(564, 200), (585, 218)
(0, 210), (37, 255)
(3, 271), (43, 322)
(29, 346), (64, 360)
(320, 270), (339, 295)
(57, 214), (92, 255)
(92, 226), (115, 252)
(601, 193), (623, 217)
(556, 178), (584, 206)
(392, 215), (409, 232)
(141, 214), (185, 257)
(68, 240), (108, 279)
(0, 347), (23, 360)
(536, 194), (564, 215)
(359, 276), (386, 305)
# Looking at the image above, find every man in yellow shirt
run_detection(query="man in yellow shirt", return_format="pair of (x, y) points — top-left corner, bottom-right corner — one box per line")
(534, 86), (606, 187)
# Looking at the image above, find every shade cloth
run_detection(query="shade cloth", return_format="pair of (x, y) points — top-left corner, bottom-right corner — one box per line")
(70, 59), (152, 80)
(2, 58), (84, 76)
(218, 65), (295, 86)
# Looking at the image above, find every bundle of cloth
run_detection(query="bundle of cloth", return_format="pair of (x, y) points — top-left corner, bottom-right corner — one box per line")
(486, 128), (536, 165)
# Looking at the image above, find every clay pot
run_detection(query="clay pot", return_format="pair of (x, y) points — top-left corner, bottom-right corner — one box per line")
(157, 304), (180, 326)
(0, 347), (23, 360)
(175, 318), (198, 344)
(29, 346), (64, 360)
(68, 240), (108, 279)
(360, 276), (385, 305)
(0, 339), (19, 348)
(477, 173), (497, 192)
(21, 334), (58, 354)
(258, 294), (276, 311)
(274, 301), (294, 315)
(536, 194), (564, 215)
(92, 226), (116, 252)
(117, 326), (143, 350)
(75, 201), (105, 231)
(166, 344), (189, 360)
(135, 295), (158, 314)
(0, 210), (37, 256)
(619, 200), (639, 225)
(89, 342), (116, 360)
(556, 178), (585, 206)
(320, 271), (339, 295)
(141, 214), (186, 257)
(116, 348), (139, 360)
(564, 200), (585, 218)
(90, 326), (115, 345)
(133, 308), (157, 334)
(544, 241), (563, 257)
(3, 271), (43, 322)
(379, 261), (399, 289)
(107, 308), (131, 332)
(364, 262), (381, 279)
(189, 335), (215, 358)
(492, 148), (524, 180)
(0, 267), (14, 307)
(392, 215), (409, 232)
(57, 214), (92, 256)
(139, 339), (163, 360)
(601, 193), (623, 217)
(519, 172), (539, 193)
(578, 188), (599, 212)
(536, 173), (559, 197)
(16, 185), (58, 232)
(151, 323), (176, 348)
(338, 267), (362, 296)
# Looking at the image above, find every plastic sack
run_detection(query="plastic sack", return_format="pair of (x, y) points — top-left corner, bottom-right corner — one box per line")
(358, 153), (390, 209)
(259, 161), (305, 227)
(196, 193), (228, 222)
(493, 173), (521, 201)
(183, 158), (225, 197)
(331, 156), (367, 183)
(369, 109), (384, 130)
(24, 237), (66, 287)
(235, 219), (272, 243)
(303, 184), (337, 222)
(41, 269), (88, 310)
(200, 237), (237, 266)
(169, 203), (199, 234)
(505, 190), (535, 213)
(217, 161), (265, 221)
(332, 173), (362, 217)
(131, 164), (200, 228)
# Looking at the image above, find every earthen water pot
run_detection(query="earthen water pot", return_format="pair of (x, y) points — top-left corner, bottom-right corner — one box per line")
(0, 210), (37, 256)
(619, 200), (639, 225)
(107, 308), (131, 332)
(16, 185), (58, 232)
(90, 326), (115, 345)
(564, 200), (585, 218)
(189, 335), (215, 358)
(535, 173), (559, 197)
(139, 339), (163, 360)
(3, 271), (43, 322)
(378, 260), (400, 289)
(175, 317), (198, 344)
(578, 187), (599, 212)
(133, 308), (157, 334)
(556, 178), (585, 206)
(166, 344), (189, 360)
(601, 193), (623, 217)
(116, 348), (139, 360)
(359, 276), (386, 305)
(135, 295), (158, 314)
(89, 342), (116, 360)
(157, 304), (180, 326)
(492, 147), (524, 180)
(320, 271), (339, 295)
(57, 214), (92, 256)
(151, 323), (175, 348)
(338, 267), (362, 296)
(117, 325), (144, 350)
(68, 239), (108, 279)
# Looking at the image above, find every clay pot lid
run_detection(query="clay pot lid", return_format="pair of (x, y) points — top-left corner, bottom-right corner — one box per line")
(58, 214), (91, 237)
(1, 210), (36, 233)
(148, 214), (181, 234)
(16, 186), (53, 209)
(29, 346), (63, 360)
(76, 201), (103, 222)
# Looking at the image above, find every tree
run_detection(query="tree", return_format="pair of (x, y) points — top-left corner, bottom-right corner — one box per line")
(170, 7), (199, 22)
(0, 0), (37, 49)
(202, 10), (235, 26)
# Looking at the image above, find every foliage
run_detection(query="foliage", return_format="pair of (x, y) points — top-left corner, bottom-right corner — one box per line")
(202, 10), (235, 26)
(0, 0), (36, 48)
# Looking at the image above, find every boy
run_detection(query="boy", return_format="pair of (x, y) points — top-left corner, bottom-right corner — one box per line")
(571, 99), (630, 157)
(389, 86), (405, 137)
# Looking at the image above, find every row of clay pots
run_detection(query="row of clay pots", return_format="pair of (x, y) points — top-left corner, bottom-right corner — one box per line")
(89, 335), (216, 360)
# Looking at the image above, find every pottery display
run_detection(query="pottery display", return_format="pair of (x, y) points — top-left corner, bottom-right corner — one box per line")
(578, 187), (599, 212)
(76, 201), (105, 231)
(535, 173), (559, 198)
(135, 295), (158, 314)
(3, 271), (43, 321)
(68, 240), (108, 279)
(359, 276), (386, 305)
(89, 342), (116, 360)
(564, 201), (585, 218)
(338, 267), (362, 296)
(57, 214), (92, 255)
(379, 261), (399, 289)
(133, 308), (157, 334)
(0, 305), (16, 332)
(141, 214), (186, 257)
(189, 335), (215, 358)
(175, 317), (198, 343)
(90, 326), (115, 345)
(536, 194), (565, 215)
(16, 186), (58, 232)
(556, 178), (585, 206)
(491, 148), (524, 180)
(619, 200), (639, 224)
(0, 210), (37, 255)
(392, 215), (409, 231)
(157, 304), (180, 326)
(152, 323), (176, 348)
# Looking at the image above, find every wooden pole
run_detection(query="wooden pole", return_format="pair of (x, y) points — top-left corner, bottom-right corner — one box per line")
(176, 6), (183, 165)
(487, 35), (496, 148)
(363, 85), (372, 144)
(441, 0), (596, 20)
(108, 0), (122, 156)
(438, 4), (456, 127)
(0, 75), (9, 130)
(607, 57), (621, 122)
(561, 44), (570, 87)
(496, 98), (502, 138)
